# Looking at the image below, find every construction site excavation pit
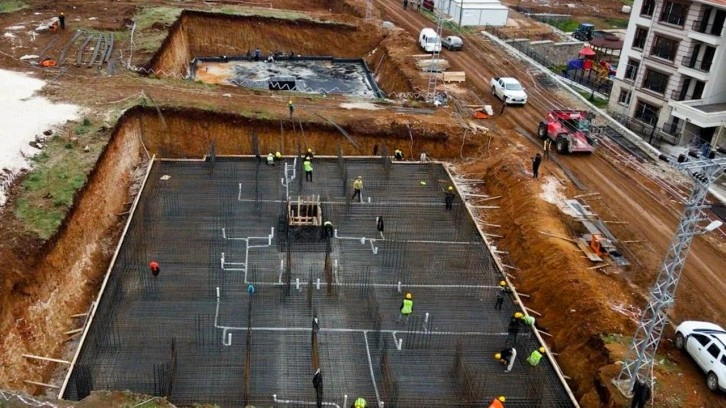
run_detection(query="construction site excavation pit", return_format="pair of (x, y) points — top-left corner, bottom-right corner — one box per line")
(61, 157), (577, 407)
(148, 11), (411, 96)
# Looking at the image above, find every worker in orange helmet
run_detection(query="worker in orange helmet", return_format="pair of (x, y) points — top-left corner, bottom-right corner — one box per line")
(488, 395), (506, 408)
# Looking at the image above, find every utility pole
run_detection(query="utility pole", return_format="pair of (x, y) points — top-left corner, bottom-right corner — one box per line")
(426, 0), (446, 104)
(612, 157), (725, 397)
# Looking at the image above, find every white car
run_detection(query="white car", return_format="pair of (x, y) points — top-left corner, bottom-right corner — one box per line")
(674, 320), (726, 392)
(490, 77), (528, 105)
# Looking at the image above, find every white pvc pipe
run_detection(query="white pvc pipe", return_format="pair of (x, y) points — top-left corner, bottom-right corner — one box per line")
(316, 278), (321, 290)
(296, 278), (300, 290)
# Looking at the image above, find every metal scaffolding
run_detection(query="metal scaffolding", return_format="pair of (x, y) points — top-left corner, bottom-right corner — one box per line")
(613, 158), (726, 396)
(61, 158), (576, 407)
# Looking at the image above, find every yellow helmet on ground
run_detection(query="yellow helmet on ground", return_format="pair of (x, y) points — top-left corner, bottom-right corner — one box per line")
(498, 396), (506, 402)
(514, 312), (524, 319)
(539, 347), (545, 353)
(405, 293), (412, 300)
(494, 353), (501, 360)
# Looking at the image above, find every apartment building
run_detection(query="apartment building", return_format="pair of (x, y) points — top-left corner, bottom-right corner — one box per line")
(608, 0), (726, 150)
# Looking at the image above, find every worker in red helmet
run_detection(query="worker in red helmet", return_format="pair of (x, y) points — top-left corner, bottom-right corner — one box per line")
(149, 261), (160, 277)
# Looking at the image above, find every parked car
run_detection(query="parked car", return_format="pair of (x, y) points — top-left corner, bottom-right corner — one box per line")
(422, 0), (435, 11)
(418, 28), (441, 53)
(490, 77), (528, 105)
(674, 320), (726, 392)
(441, 36), (463, 51)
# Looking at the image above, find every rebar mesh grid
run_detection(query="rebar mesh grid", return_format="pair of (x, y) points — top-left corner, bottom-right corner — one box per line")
(63, 158), (575, 407)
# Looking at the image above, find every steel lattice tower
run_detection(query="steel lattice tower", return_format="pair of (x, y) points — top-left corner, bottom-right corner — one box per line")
(426, 0), (446, 103)
(613, 157), (726, 396)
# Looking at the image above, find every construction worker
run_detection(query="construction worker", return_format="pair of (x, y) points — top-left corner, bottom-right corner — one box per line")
(543, 139), (551, 160)
(397, 293), (413, 324)
(305, 148), (314, 161)
(494, 280), (512, 310)
(275, 151), (282, 161)
(288, 100), (295, 119)
(353, 397), (367, 408)
(526, 347), (545, 367)
(59, 12), (65, 30)
(254, 47), (260, 61)
(323, 221), (334, 239)
(522, 313), (535, 327)
(394, 149), (404, 161)
(630, 377), (651, 408)
(304, 158), (313, 182)
(488, 396), (506, 408)
(532, 153), (542, 179)
(507, 312), (524, 344)
(444, 186), (455, 211)
(495, 347), (517, 373)
(352, 176), (363, 203)
(312, 368), (323, 408)
(266, 153), (275, 166)
(149, 261), (160, 277)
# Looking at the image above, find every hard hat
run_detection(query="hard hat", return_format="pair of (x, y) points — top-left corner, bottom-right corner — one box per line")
(405, 293), (412, 300)
(448, 186), (453, 191)
(308, 148), (312, 153)
(275, 151), (282, 158)
(498, 396), (506, 402)
(357, 176), (362, 179)
(539, 347), (545, 353)
(268, 152), (273, 156)
(420, 181), (427, 185)
(514, 312), (524, 319)
(288, 100), (293, 104)
(494, 353), (501, 360)
(499, 280), (506, 287)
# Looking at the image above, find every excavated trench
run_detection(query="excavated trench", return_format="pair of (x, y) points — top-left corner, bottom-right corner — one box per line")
(147, 10), (420, 96)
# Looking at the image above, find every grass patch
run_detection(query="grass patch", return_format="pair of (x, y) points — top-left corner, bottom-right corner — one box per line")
(655, 355), (680, 373)
(14, 121), (109, 239)
(577, 90), (609, 108)
(620, 0), (634, 5)
(603, 18), (630, 29)
(0, 0), (27, 13)
(549, 19), (582, 33)
(601, 333), (628, 345)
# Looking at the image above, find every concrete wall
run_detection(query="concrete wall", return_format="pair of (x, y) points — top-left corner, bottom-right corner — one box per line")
(506, 39), (583, 67)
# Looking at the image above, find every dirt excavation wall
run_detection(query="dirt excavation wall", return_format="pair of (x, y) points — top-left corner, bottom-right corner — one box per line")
(0, 115), (145, 392)
(366, 30), (425, 94)
(148, 11), (386, 76)
(478, 156), (634, 408)
(132, 106), (451, 158)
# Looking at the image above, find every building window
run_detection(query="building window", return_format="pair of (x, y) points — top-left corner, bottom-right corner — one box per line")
(641, 0), (655, 17)
(642, 69), (670, 94)
(634, 100), (661, 125)
(633, 27), (648, 49)
(651, 36), (679, 61)
(625, 59), (640, 81)
(659, 1), (689, 26)
(618, 90), (631, 105)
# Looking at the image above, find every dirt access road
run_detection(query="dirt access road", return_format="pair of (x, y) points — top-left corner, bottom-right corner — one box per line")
(374, 0), (726, 403)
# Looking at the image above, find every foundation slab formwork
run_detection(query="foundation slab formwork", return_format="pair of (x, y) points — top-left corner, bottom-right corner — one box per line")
(61, 158), (576, 407)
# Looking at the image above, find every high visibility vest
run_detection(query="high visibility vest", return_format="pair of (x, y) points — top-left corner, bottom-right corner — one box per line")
(488, 399), (504, 408)
(267, 154), (274, 163)
(527, 350), (543, 366)
(353, 179), (363, 189)
(523, 315), (535, 326)
(401, 299), (413, 315)
(304, 161), (313, 172)
(354, 397), (367, 408)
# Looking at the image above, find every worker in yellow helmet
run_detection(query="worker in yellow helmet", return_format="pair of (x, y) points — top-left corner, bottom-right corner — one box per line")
(494, 280), (512, 311)
(507, 312), (524, 345)
(353, 397), (366, 408)
(495, 347), (517, 373)
(396, 293), (413, 324)
(394, 148), (404, 161)
(288, 99), (295, 119)
(443, 185), (455, 211)
(527, 347), (546, 367)
(488, 395), (506, 408)
(305, 148), (314, 161)
(352, 176), (363, 203)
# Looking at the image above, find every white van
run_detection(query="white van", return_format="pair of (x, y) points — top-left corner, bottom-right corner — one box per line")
(419, 28), (441, 53)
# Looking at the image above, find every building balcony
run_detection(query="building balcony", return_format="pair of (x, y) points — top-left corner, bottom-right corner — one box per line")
(671, 89), (693, 102)
(669, 99), (726, 128)
(691, 19), (723, 36)
(681, 56), (712, 73)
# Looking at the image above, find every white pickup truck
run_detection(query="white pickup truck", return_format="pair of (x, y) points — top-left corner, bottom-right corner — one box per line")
(490, 77), (528, 105)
